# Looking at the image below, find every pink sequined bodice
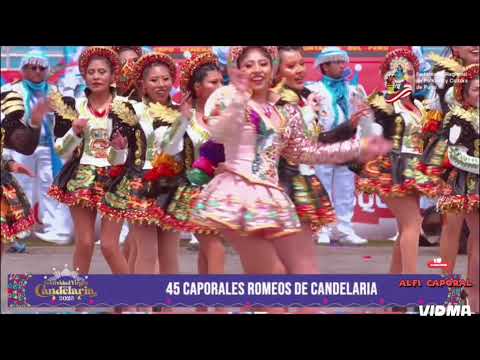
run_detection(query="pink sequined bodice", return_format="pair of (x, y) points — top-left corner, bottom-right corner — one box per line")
(204, 86), (362, 187)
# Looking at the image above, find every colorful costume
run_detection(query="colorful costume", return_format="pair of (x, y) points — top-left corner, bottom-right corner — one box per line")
(274, 84), (337, 230)
(113, 46), (144, 101)
(192, 48), (362, 239)
(48, 47), (144, 210)
(4, 49), (73, 243)
(356, 48), (443, 198)
(437, 64), (479, 213)
(164, 52), (224, 234)
(417, 53), (466, 189)
(100, 99), (186, 225)
(99, 53), (200, 231)
(427, 52), (464, 114)
(307, 47), (367, 238)
(1, 86), (40, 243)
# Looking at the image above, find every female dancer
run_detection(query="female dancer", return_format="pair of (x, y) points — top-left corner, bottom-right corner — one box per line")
(191, 46), (390, 275)
(113, 46), (143, 101)
(421, 46), (479, 274)
(102, 52), (194, 276)
(111, 46), (145, 271)
(436, 64), (479, 312)
(48, 46), (143, 274)
(356, 48), (444, 274)
(1, 88), (45, 253)
(167, 52), (226, 278)
(270, 46), (370, 273)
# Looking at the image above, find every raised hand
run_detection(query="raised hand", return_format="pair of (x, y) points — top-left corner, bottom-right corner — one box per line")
(9, 162), (34, 177)
(72, 118), (88, 137)
(110, 130), (128, 150)
(306, 93), (326, 113)
(350, 106), (374, 128)
(359, 136), (393, 162)
(228, 68), (251, 103)
(179, 92), (193, 119)
(30, 98), (52, 128)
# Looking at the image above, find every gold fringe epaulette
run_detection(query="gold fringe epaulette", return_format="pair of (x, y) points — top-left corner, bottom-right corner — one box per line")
(271, 79), (300, 104)
(147, 103), (181, 124)
(368, 92), (394, 115)
(450, 103), (479, 132)
(49, 90), (78, 122)
(428, 53), (464, 75)
(111, 100), (138, 127)
(279, 88), (300, 104)
(1, 90), (22, 105)
(1, 91), (24, 115)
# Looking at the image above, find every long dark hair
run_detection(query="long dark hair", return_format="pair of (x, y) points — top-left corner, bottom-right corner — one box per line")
(190, 63), (221, 99)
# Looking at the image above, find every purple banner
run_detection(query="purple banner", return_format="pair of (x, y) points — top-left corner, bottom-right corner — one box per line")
(8, 272), (466, 308)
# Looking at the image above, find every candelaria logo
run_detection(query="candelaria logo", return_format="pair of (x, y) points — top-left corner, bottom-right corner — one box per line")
(35, 265), (97, 304)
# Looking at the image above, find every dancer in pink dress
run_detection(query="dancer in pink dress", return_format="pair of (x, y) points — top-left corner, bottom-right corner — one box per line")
(191, 46), (392, 274)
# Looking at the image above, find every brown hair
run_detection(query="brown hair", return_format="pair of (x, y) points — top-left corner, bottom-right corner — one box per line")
(278, 46), (304, 65)
(237, 47), (272, 68)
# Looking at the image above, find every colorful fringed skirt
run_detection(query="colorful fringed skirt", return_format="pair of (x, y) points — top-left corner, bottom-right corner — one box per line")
(437, 168), (479, 214)
(356, 152), (445, 198)
(1, 172), (35, 243)
(415, 133), (452, 192)
(164, 183), (218, 234)
(191, 165), (302, 239)
(99, 168), (212, 232)
(278, 158), (335, 231)
(99, 168), (167, 225)
(48, 162), (111, 209)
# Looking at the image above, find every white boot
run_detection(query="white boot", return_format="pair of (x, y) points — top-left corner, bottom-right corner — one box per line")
(338, 233), (368, 245)
(315, 232), (331, 244)
(119, 223), (129, 244)
(190, 234), (199, 244)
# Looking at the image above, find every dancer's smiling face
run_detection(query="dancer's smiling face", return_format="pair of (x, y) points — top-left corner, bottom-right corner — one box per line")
(142, 63), (173, 105)
(277, 48), (306, 91)
(238, 47), (273, 94)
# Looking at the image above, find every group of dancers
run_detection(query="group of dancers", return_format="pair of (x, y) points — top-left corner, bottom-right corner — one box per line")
(1, 46), (478, 313)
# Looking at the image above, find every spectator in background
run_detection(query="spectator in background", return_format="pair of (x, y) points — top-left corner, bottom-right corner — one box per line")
(58, 46), (87, 99)
(4, 49), (73, 248)
(212, 47), (230, 84)
(308, 47), (369, 245)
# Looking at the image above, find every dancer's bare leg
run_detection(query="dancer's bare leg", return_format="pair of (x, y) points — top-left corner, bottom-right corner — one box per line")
(157, 229), (180, 312)
(439, 213), (464, 274)
(197, 233), (225, 274)
(383, 196), (423, 274)
(465, 212), (479, 313)
(196, 233), (226, 313)
(133, 224), (158, 274)
(157, 230), (180, 274)
(100, 218), (129, 274)
(223, 229), (287, 314)
(70, 206), (97, 274)
(132, 223), (158, 313)
(273, 224), (319, 274)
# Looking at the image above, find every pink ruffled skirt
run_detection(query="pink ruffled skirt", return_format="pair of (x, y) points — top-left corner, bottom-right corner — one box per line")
(191, 168), (301, 239)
